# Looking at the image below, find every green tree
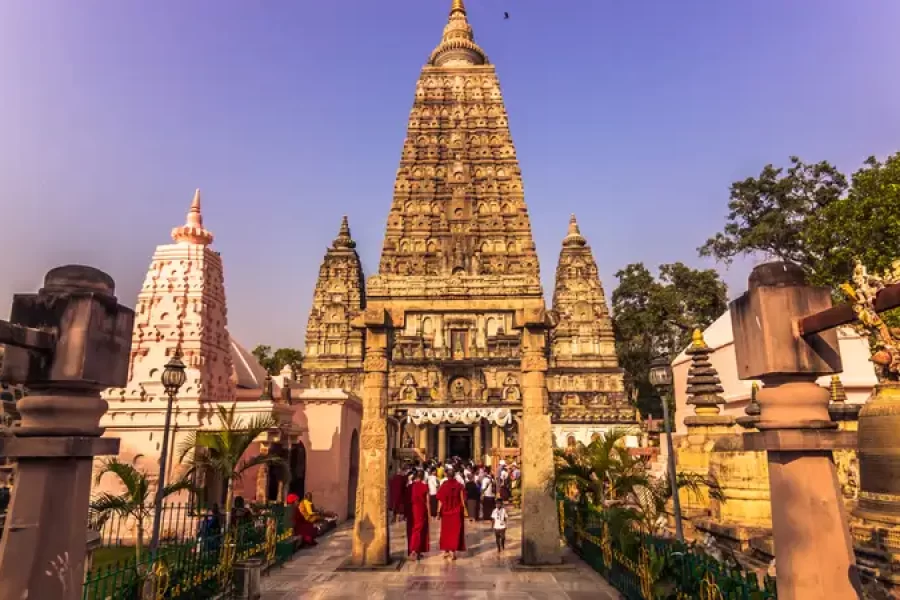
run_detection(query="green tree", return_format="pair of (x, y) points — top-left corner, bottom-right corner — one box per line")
(90, 457), (193, 563)
(176, 404), (281, 530)
(698, 156), (848, 270)
(805, 153), (900, 289)
(612, 262), (728, 418)
(251, 345), (303, 376)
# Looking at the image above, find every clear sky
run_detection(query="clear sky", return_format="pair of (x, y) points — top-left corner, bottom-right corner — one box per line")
(1, 0), (898, 350)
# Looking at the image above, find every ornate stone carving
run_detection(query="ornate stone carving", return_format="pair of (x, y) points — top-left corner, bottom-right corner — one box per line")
(360, 419), (388, 451)
(364, 354), (389, 373)
(521, 353), (548, 373)
(547, 215), (632, 425)
(302, 216), (366, 393)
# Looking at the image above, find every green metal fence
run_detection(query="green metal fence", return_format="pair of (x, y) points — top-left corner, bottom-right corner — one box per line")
(83, 505), (295, 599)
(558, 499), (777, 600)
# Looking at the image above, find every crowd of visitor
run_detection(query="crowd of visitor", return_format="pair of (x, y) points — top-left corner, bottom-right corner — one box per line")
(389, 457), (520, 561)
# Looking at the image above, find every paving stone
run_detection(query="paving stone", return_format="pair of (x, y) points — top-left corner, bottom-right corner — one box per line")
(259, 512), (621, 599)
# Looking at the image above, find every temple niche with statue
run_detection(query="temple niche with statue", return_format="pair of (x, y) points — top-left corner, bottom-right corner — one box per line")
(298, 0), (636, 470)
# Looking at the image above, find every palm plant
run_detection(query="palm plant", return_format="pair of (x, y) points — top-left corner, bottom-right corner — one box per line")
(91, 456), (194, 563)
(176, 403), (281, 530)
(554, 428), (650, 507)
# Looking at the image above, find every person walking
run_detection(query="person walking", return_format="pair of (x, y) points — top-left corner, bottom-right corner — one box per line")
(464, 473), (480, 523)
(407, 470), (431, 560)
(426, 468), (440, 518)
(491, 499), (509, 554)
(480, 471), (496, 522)
(436, 468), (467, 560)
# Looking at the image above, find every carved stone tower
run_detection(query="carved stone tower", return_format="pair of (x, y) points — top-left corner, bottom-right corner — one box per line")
(351, 0), (560, 566)
(549, 215), (633, 444)
(117, 189), (235, 403)
(301, 216), (366, 392)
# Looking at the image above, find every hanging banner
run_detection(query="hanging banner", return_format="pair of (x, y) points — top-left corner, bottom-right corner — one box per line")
(406, 407), (513, 427)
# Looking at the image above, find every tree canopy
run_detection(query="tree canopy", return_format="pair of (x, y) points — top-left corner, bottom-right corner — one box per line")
(700, 153), (900, 290)
(612, 262), (728, 419)
(251, 345), (303, 376)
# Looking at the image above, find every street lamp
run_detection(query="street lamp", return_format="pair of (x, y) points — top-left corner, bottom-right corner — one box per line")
(649, 355), (684, 542)
(150, 350), (187, 550)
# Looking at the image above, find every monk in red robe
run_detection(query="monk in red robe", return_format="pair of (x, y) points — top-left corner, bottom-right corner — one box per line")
(287, 493), (317, 547)
(389, 468), (407, 523)
(407, 469), (431, 559)
(436, 468), (467, 560)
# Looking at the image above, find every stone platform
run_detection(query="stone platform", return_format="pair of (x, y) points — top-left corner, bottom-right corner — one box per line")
(261, 511), (621, 599)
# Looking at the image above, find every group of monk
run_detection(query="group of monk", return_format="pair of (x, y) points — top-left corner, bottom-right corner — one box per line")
(389, 458), (517, 561)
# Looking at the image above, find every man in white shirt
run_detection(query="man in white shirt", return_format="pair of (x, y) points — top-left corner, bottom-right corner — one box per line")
(426, 468), (440, 516)
(491, 499), (508, 553)
(480, 473), (496, 521)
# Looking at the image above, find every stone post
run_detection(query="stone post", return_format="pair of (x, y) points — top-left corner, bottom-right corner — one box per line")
(0, 266), (134, 600)
(438, 425), (447, 462)
(473, 421), (482, 464)
(731, 262), (861, 599)
(417, 424), (428, 454)
(515, 308), (562, 565)
(350, 309), (391, 567)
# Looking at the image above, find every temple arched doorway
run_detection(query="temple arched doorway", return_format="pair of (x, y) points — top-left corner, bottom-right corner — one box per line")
(288, 442), (307, 498)
(347, 429), (360, 518)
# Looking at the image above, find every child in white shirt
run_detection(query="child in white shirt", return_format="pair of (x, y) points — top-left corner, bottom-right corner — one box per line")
(491, 499), (509, 553)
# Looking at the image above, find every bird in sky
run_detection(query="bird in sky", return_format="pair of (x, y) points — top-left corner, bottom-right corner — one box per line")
(504, 11), (510, 19)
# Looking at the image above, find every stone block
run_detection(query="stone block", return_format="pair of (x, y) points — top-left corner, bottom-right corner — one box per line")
(2, 265), (134, 388)
(729, 262), (841, 380)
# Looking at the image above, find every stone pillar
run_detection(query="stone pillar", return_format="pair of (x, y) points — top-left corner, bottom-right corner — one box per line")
(0, 266), (134, 600)
(350, 309), (391, 567)
(473, 421), (482, 464)
(732, 263), (860, 599)
(255, 444), (269, 502)
(515, 308), (562, 565)
(418, 424), (428, 454)
(438, 425), (447, 462)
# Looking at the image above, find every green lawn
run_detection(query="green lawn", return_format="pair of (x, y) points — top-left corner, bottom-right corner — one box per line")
(90, 545), (137, 572)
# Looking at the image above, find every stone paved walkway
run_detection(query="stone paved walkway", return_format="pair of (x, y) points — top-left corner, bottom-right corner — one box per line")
(260, 511), (621, 599)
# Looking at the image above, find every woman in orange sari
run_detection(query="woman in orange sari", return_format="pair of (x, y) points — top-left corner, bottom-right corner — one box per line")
(407, 469), (431, 560)
(436, 467), (467, 560)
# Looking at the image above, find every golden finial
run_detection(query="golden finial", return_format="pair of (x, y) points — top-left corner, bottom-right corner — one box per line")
(691, 328), (707, 349)
(450, 0), (466, 15)
(562, 214), (586, 247)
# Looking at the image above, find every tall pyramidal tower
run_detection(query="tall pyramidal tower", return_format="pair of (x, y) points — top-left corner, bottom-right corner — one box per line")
(365, 0), (545, 459)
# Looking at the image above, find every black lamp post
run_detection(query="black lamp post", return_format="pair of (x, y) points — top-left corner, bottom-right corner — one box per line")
(150, 350), (187, 550)
(649, 355), (684, 542)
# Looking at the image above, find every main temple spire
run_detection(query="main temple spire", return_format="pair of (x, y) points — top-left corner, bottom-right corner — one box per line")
(430, 0), (486, 66)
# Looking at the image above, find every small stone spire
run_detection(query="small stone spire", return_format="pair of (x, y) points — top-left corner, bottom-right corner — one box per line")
(430, 0), (487, 66)
(562, 214), (587, 248)
(737, 381), (761, 429)
(171, 189), (214, 246)
(685, 329), (725, 417)
(827, 374), (860, 422)
(332, 215), (356, 249)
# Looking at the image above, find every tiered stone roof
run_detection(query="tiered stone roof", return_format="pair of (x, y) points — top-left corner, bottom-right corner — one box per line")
(369, 0), (541, 300)
(548, 215), (631, 424)
(301, 216), (366, 392)
(684, 329), (732, 427)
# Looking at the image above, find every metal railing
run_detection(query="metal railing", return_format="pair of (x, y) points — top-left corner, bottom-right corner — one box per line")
(83, 505), (294, 599)
(559, 499), (777, 600)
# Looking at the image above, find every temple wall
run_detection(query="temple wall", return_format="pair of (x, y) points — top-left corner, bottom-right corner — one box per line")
(292, 390), (362, 522)
(551, 424), (639, 448)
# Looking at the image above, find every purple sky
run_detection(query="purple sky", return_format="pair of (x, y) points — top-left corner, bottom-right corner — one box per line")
(1, 0), (898, 350)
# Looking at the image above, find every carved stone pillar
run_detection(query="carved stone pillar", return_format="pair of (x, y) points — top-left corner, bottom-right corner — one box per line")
(418, 424), (429, 454)
(350, 309), (391, 567)
(516, 308), (562, 565)
(732, 263), (859, 598)
(473, 421), (482, 464)
(0, 266), (133, 600)
(255, 444), (269, 502)
(438, 425), (448, 462)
